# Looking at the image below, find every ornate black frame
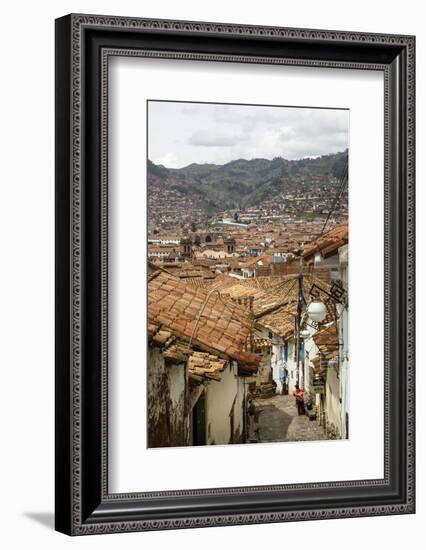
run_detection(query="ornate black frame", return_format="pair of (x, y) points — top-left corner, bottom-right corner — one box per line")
(55, 14), (415, 535)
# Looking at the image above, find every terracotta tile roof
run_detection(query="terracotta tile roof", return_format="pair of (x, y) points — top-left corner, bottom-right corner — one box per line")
(149, 261), (216, 282)
(177, 269), (215, 279)
(311, 357), (322, 369)
(148, 271), (259, 367)
(148, 245), (178, 253)
(313, 324), (339, 360)
(205, 273), (334, 323)
(253, 337), (273, 352)
(226, 258), (246, 269)
(302, 221), (348, 261)
(247, 274), (335, 337)
(208, 273), (241, 289)
(183, 277), (214, 288)
(192, 258), (216, 267)
(162, 340), (190, 364)
(208, 278), (282, 317)
(187, 351), (227, 382)
(157, 335), (254, 380)
(246, 273), (332, 307)
(242, 273), (303, 295)
(256, 304), (296, 339)
(240, 254), (273, 269)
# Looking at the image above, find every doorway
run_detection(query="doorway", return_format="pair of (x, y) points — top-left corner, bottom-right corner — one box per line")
(192, 392), (206, 446)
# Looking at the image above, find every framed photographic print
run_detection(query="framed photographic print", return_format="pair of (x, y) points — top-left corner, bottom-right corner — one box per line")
(55, 14), (415, 535)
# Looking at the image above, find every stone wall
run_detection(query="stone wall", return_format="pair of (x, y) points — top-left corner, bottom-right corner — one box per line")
(147, 347), (188, 447)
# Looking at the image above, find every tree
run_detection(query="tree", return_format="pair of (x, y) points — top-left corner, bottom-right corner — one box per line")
(332, 153), (348, 179)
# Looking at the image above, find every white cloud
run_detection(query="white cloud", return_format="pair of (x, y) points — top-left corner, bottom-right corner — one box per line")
(148, 101), (349, 168)
(152, 151), (180, 168)
(188, 130), (240, 147)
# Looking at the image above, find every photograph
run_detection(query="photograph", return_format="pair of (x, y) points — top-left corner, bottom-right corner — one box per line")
(147, 100), (349, 448)
(52, 10), (415, 537)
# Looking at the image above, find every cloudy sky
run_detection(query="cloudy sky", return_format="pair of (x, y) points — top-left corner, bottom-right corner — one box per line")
(148, 101), (349, 169)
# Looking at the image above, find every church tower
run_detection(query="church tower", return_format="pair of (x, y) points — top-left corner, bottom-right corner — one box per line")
(180, 236), (192, 259)
(224, 236), (236, 255)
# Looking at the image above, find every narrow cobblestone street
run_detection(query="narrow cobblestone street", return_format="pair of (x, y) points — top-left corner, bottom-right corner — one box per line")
(251, 394), (328, 443)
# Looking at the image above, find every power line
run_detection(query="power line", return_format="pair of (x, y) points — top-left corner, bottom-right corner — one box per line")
(320, 155), (348, 236)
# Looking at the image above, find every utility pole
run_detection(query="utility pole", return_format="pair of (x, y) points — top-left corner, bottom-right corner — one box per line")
(295, 266), (304, 387)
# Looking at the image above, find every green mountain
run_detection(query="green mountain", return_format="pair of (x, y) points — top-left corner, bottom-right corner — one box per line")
(148, 151), (348, 212)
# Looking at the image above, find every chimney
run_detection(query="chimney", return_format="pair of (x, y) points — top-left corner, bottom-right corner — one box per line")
(235, 296), (254, 317)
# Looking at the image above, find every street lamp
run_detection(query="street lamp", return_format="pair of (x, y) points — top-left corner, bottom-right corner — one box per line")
(307, 299), (327, 323)
(300, 328), (311, 339)
(328, 358), (338, 369)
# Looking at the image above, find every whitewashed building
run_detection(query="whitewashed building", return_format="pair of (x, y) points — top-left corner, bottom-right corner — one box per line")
(147, 269), (259, 447)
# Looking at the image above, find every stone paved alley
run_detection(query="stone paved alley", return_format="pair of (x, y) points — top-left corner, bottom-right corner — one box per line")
(251, 394), (328, 443)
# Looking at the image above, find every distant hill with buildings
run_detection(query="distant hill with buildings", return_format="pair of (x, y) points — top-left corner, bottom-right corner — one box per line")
(148, 150), (348, 213)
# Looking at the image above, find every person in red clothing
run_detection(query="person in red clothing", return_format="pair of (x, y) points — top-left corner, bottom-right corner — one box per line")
(293, 384), (305, 415)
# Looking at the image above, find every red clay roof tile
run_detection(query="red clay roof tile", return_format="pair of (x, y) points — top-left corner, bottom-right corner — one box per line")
(148, 271), (259, 366)
(302, 221), (348, 260)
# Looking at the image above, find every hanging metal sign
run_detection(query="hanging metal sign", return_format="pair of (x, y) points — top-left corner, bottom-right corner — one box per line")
(312, 377), (326, 393)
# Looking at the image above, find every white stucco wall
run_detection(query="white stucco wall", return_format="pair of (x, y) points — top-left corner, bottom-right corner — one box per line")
(286, 339), (297, 395)
(271, 342), (285, 393)
(205, 361), (245, 445)
(303, 333), (320, 395)
(169, 363), (186, 407)
(283, 330), (322, 397)
(325, 364), (342, 437)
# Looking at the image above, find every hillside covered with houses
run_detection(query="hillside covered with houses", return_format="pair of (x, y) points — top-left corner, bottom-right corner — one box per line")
(147, 221), (349, 447)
